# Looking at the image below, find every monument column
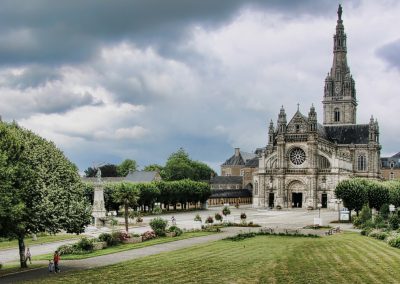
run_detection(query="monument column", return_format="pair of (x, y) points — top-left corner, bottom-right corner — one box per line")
(91, 168), (107, 227)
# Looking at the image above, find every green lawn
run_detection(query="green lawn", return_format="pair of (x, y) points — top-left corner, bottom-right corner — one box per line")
(33, 231), (214, 261)
(31, 232), (400, 284)
(0, 234), (81, 250)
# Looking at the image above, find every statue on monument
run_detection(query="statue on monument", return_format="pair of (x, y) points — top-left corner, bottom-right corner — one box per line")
(96, 167), (102, 183)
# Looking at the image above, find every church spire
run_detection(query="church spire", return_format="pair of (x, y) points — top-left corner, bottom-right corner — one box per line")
(323, 4), (357, 125)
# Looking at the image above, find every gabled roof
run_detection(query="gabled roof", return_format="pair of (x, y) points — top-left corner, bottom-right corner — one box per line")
(324, 124), (369, 144)
(210, 176), (243, 185)
(392, 152), (400, 159)
(210, 189), (252, 198)
(125, 171), (160, 182)
(222, 150), (256, 166)
(81, 177), (125, 183)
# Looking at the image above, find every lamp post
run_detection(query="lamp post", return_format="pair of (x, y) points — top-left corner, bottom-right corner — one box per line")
(317, 203), (322, 219)
(335, 199), (342, 222)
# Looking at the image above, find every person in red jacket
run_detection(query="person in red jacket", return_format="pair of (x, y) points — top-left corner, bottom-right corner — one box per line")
(53, 251), (60, 273)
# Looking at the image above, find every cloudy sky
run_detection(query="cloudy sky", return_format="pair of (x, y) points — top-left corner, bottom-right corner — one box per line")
(0, 0), (399, 173)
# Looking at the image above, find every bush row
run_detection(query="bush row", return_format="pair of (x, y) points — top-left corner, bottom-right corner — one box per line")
(224, 231), (320, 241)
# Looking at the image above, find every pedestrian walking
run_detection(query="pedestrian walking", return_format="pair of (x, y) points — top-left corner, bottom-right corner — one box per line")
(171, 216), (176, 225)
(53, 251), (60, 273)
(25, 247), (32, 264)
(48, 260), (54, 272)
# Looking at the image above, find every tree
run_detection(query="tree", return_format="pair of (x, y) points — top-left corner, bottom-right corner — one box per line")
(335, 179), (368, 219)
(143, 164), (164, 173)
(84, 166), (97, 177)
(367, 180), (389, 210)
(0, 122), (91, 268)
(112, 182), (140, 232)
(117, 159), (137, 177)
(162, 148), (216, 181)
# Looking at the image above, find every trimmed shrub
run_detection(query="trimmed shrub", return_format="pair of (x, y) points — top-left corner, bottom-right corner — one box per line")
(387, 234), (400, 248)
(168, 225), (183, 236)
(194, 214), (202, 222)
(57, 244), (76, 255)
(98, 233), (118, 247)
(222, 206), (231, 216)
(373, 215), (386, 229)
(360, 227), (373, 236)
(215, 213), (222, 222)
(359, 204), (372, 224)
(205, 216), (214, 224)
(380, 204), (390, 220)
(111, 231), (130, 242)
(368, 229), (388, 240)
(141, 231), (156, 241)
(352, 216), (362, 228)
(75, 237), (94, 252)
(152, 205), (162, 215)
(150, 217), (168, 236)
(389, 214), (400, 230)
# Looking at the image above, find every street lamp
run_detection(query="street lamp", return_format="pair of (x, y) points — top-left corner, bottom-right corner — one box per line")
(317, 203), (322, 219)
(335, 199), (342, 222)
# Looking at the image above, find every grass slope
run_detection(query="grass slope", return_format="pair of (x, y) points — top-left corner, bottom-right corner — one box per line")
(33, 231), (213, 261)
(0, 235), (80, 250)
(30, 232), (400, 284)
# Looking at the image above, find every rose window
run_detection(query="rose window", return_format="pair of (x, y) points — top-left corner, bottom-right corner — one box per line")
(290, 148), (306, 165)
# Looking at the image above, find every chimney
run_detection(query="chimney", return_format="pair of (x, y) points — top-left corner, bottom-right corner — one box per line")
(234, 148), (240, 157)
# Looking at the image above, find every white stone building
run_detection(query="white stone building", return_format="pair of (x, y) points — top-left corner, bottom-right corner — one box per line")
(252, 5), (381, 210)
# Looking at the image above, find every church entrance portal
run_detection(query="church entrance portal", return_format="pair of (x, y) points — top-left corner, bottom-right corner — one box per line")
(288, 181), (305, 208)
(292, 192), (302, 208)
(268, 193), (274, 208)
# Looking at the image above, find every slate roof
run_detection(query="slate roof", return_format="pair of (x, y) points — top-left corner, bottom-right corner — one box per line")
(125, 171), (160, 182)
(222, 151), (256, 166)
(210, 176), (243, 185)
(81, 177), (125, 183)
(210, 189), (252, 198)
(245, 157), (259, 168)
(323, 124), (369, 144)
(392, 152), (400, 159)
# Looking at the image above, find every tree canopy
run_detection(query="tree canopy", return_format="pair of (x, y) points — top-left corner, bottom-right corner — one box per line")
(0, 121), (91, 267)
(162, 148), (216, 181)
(117, 159), (137, 177)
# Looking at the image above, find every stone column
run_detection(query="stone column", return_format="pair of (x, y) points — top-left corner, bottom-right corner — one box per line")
(92, 182), (107, 227)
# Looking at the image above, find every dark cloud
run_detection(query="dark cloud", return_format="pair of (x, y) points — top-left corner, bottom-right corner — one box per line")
(34, 91), (100, 114)
(2, 65), (62, 89)
(0, 0), (345, 66)
(376, 39), (400, 71)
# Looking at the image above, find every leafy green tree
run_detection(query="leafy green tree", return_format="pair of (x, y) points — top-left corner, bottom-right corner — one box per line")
(335, 178), (368, 219)
(117, 159), (137, 177)
(0, 122), (91, 268)
(163, 148), (194, 181)
(137, 182), (160, 211)
(84, 166), (97, 177)
(112, 182), (140, 232)
(143, 164), (164, 173)
(162, 148), (216, 181)
(384, 180), (400, 207)
(367, 181), (389, 210)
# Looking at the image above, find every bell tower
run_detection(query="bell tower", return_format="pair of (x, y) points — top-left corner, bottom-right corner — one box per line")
(323, 4), (357, 125)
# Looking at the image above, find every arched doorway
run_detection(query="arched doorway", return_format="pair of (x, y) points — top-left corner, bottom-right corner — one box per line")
(288, 181), (305, 208)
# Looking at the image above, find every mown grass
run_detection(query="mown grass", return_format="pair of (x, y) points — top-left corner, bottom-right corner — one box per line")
(0, 234), (81, 250)
(33, 231), (214, 261)
(0, 263), (46, 277)
(30, 232), (400, 284)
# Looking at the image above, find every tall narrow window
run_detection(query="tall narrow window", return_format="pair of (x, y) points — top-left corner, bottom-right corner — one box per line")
(334, 108), (340, 122)
(358, 155), (366, 171)
(254, 181), (259, 195)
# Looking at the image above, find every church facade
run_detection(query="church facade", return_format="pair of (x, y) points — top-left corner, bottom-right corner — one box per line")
(252, 5), (381, 209)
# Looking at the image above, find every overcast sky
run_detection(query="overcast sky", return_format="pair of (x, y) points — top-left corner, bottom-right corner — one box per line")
(0, 0), (399, 173)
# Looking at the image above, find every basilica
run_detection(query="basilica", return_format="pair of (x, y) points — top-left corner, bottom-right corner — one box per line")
(250, 5), (381, 209)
